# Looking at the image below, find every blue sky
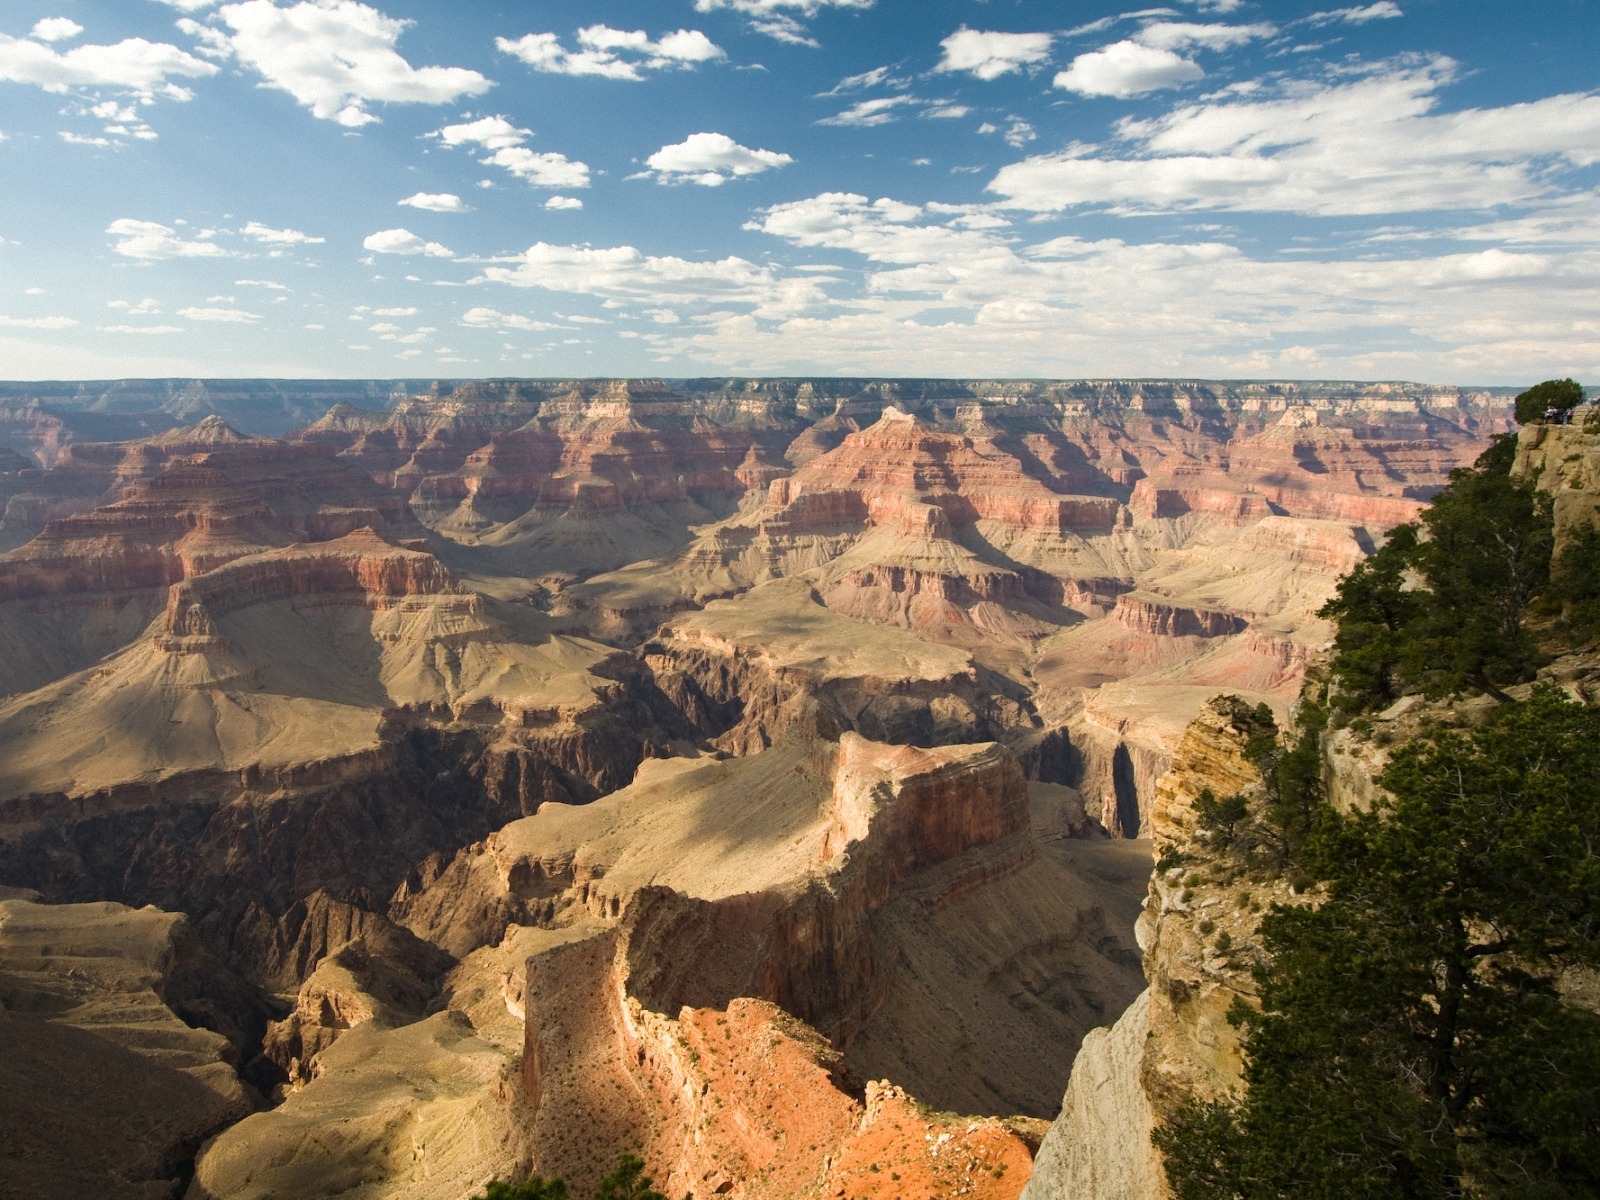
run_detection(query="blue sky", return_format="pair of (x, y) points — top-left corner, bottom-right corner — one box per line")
(0, 0), (1596, 383)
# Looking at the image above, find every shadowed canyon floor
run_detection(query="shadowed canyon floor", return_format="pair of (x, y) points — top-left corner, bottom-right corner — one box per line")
(0, 378), (1508, 1198)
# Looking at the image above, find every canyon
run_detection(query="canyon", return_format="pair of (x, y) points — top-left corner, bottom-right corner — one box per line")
(0, 377), (1512, 1198)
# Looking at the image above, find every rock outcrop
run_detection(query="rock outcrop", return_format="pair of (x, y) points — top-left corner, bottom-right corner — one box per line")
(1514, 410), (1600, 548)
(192, 731), (1148, 1199)
(1023, 696), (1286, 1200)
(0, 894), (259, 1199)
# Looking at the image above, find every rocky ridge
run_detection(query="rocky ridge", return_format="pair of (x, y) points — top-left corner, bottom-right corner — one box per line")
(0, 890), (260, 1197)
(190, 732), (1146, 1199)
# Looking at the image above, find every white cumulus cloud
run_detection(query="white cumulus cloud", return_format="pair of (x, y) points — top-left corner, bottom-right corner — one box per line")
(431, 115), (590, 189)
(186, 0), (492, 128)
(30, 19), (84, 43)
(485, 148), (591, 189)
(1133, 21), (1277, 51)
(399, 192), (469, 212)
(434, 114), (527, 150)
(1055, 41), (1205, 97)
(107, 218), (230, 260)
(474, 242), (824, 318)
(497, 25), (724, 81)
(0, 32), (217, 96)
(645, 131), (793, 186)
(460, 307), (562, 331)
(241, 220), (324, 245)
(749, 192), (1014, 265)
(364, 227), (452, 257)
(935, 28), (1054, 81)
(545, 196), (583, 210)
(996, 58), (1600, 217)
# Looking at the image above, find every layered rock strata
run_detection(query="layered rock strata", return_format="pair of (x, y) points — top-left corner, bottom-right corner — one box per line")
(191, 732), (1147, 1199)
(0, 377), (1517, 1200)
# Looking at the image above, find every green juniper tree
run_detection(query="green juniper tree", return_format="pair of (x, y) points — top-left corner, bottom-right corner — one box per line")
(471, 1152), (667, 1200)
(473, 1177), (568, 1200)
(1156, 687), (1600, 1199)
(1551, 521), (1600, 637)
(590, 1154), (667, 1200)
(1321, 435), (1553, 709)
(1404, 437), (1552, 700)
(1512, 377), (1584, 425)
(1318, 521), (1423, 711)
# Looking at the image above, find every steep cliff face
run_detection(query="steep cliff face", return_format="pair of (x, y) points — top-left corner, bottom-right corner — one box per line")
(1513, 411), (1600, 547)
(1023, 696), (1288, 1200)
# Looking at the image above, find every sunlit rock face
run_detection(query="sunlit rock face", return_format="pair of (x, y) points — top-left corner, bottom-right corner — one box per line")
(0, 378), (1509, 1199)
(1023, 696), (1279, 1200)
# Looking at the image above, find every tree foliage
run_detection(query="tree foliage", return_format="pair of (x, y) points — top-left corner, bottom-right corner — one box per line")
(474, 1178), (568, 1200)
(472, 1153), (665, 1200)
(1321, 435), (1553, 709)
(1512, 377), (1584, 425)
(1552, 521), (1600, 638)
(1188, 700), (1327, 876)
(1155, 687), (1600, 1198)
(590, 1154), (666, 1200)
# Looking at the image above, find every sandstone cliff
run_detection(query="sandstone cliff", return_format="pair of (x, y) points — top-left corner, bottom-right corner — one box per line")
(1023, 696), (1290, 1200)
(1512, 407), (1600, 548)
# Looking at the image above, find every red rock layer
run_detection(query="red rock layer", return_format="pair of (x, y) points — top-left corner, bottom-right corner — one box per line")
(525, 984), (1036, 1200)
(295, 382), (549, 489)
(1112, 593), (1249, 639)
(415, 421), (758, 521)
(0, 419), (424, 601)
(760, 411), (1123, 538)
(160, 528), (469, 640)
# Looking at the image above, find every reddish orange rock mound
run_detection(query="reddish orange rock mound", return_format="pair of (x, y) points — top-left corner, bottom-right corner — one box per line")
(657, 1000), (1036, 1200)
(521, 937), (1038, 1200)
(826, 1080), (1037, 1200)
